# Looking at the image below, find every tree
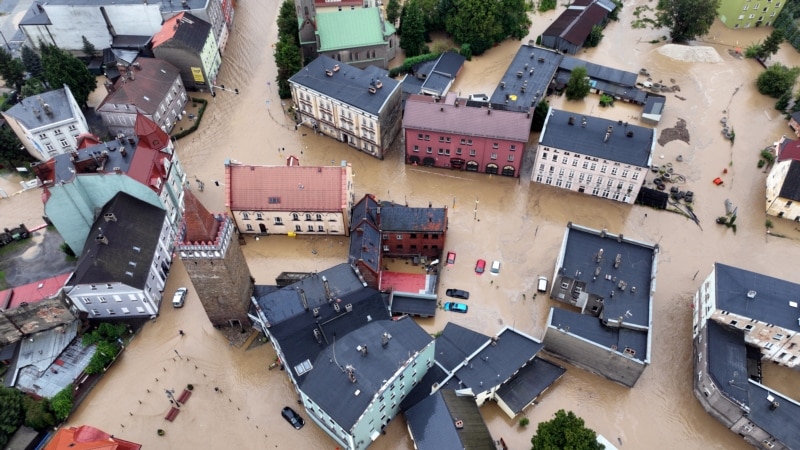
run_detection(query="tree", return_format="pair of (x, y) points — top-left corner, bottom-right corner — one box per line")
(531, 99), (549, 132)
(50, 385), (74, 422)
(0, 386), (25, 448)
(21, 46), (45, 83)
(21, 78), (46, 98)
(539, 0), (557, 12)
(445, 0), (503, 56)
(0, 49), (25, 91)
(776, 90), (791, 111)
(756, 63), (800, 98)
(277, 0), (300, 47)
(498, 0), (532, 41)
(386, 0), (401, 25)
(565, 66), (591, 101)
(40, 43), (97, 107)
(22, 397), (55, 431)
(81, 36), (97, 59)
(275, 0), (302, 99)
(757, 29), (784, 60)
(531, 409), (605, 450)
(85, 340), (120, 374)
(585, 25), (604, 48)
(400, 0), (427, 58)
(656, 0), (720, 42)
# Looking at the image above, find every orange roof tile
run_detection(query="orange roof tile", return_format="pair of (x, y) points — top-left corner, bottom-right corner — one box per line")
(182, 189), (221, 243)
(44, 425), (141, 450)
(225, 163), (348, 212)
(152, 12), (184, 48)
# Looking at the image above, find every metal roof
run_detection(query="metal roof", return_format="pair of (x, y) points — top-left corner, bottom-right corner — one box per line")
(289, 56), (400, 116)
(316, 8), (392, 52)
(495, 356), (566, 415)
(405, 390), (494, 450)
(378, 201), (447, 232)
(435, 323), (489, 373)
(390, 293), (437, 317)
(540, 109), (654, 166)
(714, 263), (800, 333)
(450, 328), (542, 391)
(489, 45), (562, 112)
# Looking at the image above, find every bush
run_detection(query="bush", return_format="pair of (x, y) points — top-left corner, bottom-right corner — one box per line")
(599, 94), (614, 107)
(460, 43), (472, 61)
(519, 417), (530, 427)
(60, 242), (76, 258)
(758, 159), (766, 168)
(539, 0), (556, 12)
(23, 397), (55, 431)
(51, 385), (74, 422)
(761, 149), (776, 164)
(388, 53), (441, 77)
(157, 429), (165, 436)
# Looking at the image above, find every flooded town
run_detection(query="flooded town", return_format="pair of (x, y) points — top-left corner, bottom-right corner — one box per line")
(2, 0), (800, 448)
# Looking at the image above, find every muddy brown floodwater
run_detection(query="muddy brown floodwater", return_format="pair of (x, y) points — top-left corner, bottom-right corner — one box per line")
(1, 0), (799, 448)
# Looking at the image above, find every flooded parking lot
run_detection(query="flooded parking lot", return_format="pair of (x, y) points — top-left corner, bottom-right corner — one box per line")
(1, 0), (800, 448)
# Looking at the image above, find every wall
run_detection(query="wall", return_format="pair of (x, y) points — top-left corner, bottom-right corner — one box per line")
(381, 231), (444, 258)
(765, 160), (800, 220)
(233, 210), (347, 236)
(543, 323), (646, 387)
(533, 145), (646, 204)
(154, 46), (205, 91)
(718, 0), (784, 28)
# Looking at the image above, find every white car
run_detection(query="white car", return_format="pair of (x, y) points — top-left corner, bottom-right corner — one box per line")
(490, 260), (501, 275)
(537, 276), (548, 293)
(172, 287), (188, 308)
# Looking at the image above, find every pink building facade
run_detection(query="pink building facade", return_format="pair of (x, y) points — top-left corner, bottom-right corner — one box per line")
(402, 94), (531, 178)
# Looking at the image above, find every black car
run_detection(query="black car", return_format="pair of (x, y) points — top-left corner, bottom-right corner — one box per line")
(281, 406), (305, 430)
(445, 289), (470, 300)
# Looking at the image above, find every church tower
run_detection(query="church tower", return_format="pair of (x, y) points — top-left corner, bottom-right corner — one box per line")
(177, 190), (253, 327)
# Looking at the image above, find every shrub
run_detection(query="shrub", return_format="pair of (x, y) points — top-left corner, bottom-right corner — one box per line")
(519, 417), (530, 427)
(157, 429), (165, 436)
(388, 53), (441, 77)
(599, 94), (614, 107)
(172, 98), (208, 140)
(539, 0), (556, 12)
(460, 43), (472, 61)
(51, 385), (74, 422)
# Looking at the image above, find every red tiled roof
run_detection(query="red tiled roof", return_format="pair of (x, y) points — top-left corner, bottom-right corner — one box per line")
(182, 189), (221, 243)
(43, 425), (142, 450)
(0, 272), (72, 309)
(134, 112), (169, 150)
(225, 163), (349, 212)
(152, 12), (184, 48)
(379, 271), (427, 292)
(779, 138), (800, 162)
(402, 95), (531, 142)
(76, 133), (103, 149)
(127, 115), (172, 193)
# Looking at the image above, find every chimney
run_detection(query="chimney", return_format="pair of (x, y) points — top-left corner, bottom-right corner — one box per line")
(581, 117), (587, 127)
(95, 233), (108, 245)
(568, 116), (575, 125)
(604, 126), (613, 143)
(103, 213), (117, 222)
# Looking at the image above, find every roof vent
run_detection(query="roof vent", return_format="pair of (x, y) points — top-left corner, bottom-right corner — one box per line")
(747, 290), (757, 299)
(581, 116), (587, 127)
(95, 233), (108, 245)
(345, 303), (353, 312)
(626, 131), (634, 138)
(333, 64), (340, 72)
(375, 80), (382, 89)
(325, 69), (333, 77)
(538, 57), (545, 63)
(516, 71), (523, 78)
(568, 116), (575, 125)
(368, 86), (377, 94)
(43, 103), (52, 115)
(103, 213), (117, 222)
(454, 419), (464, 429)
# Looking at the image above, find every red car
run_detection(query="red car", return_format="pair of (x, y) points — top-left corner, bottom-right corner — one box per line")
(446, 251), (456, 266)
(475, 259), (486, 274)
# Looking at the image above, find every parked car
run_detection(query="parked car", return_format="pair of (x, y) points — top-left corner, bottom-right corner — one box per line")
(446, 251), (457, 266)
(172, 287), (188, 308)
(444, 302), (468, 313)
(490, 260), (501, 275)
(281, 406), (305, 430)
(537, 276), (548, 293)
(475, 259), (486, 274)
(445, 289), (470, 299)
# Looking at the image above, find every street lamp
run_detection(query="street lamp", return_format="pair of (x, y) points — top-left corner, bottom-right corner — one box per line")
(210, 84), (239, 97)
(165, 389), (180, 407)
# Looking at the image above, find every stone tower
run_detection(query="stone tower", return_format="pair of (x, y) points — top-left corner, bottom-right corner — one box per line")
(177, 190), (253, 327)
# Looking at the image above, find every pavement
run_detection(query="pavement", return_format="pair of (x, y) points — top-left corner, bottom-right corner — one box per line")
(0, 227), (77, 288)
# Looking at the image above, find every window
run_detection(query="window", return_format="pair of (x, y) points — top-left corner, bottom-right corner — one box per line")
(507, 155), (514, 162)
(305, 213), (312, 221)
(456, 148), (462, 155)
(470, 149), (477, 156)
(439, 136), (445, 142)
(243, 212), (249, 220)
(466, 139), (472, 145)
(60, 139), (69, 148)
(316, 214), (322, 221)
(490, 153), (497, 160)
(121, 307), (130, 314)
(307, 225), (314, 232)
(632, 172), (639, 180)
(256, 213), (263, 220)
(426, 147), (432, 154)
(295, 225), (301, 232)
(82, 297), (92, 304)
(38, 133), (47, 139)
(562, 156), (568, 164)
(590, 163), (597, 171)
(246, 224), (253, 231)
(274, 217), (283, 225)
(54, 129), (63, 136)
(417, 133), (424, 140)
(424, 134), (430, 141)
(292, 213), (299, 221)
(492, 143), (499, 149)
(582, 161), (589, 169)
(413, 145), (419, 152)
(510, 144), (517, 151)
(396, 235), (403, 240)
(542, 153), (548, 160)
(318, 225), (324, 232)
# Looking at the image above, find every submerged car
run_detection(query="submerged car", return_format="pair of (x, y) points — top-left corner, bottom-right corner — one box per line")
(490, 260), (501, 275)
(444, 302), (468, 313)
(281, 406), (305, 430)
(445, 289), (470, 300)
(475, 259), (486, 274)
(172, 287), (188, 308)
(446, 251), (457, 266)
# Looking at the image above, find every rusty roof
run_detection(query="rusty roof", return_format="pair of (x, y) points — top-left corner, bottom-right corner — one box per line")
(225, 162), (349, 212)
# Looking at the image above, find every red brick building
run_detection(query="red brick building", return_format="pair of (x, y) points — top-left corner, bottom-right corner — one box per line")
(402, 93), (531, 177)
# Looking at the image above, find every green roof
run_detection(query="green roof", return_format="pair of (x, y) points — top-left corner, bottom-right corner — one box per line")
(316, 8), (388, 52)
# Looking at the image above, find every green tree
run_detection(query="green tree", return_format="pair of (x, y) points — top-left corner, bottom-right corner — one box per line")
(607, 0), (623, 21)
(22, 397), (55, 431)
(585, 25), (604, 48)
(776, 90), (791, 111)
(400, 0), (427, 58)
(277, 0), (300, 47)
(275, 35), (302, 99)
(0, 125), (32, 169)
(40, 43), (97, 107)
(446, 0), (503, 55)
(656, 0), (720, 42)
(416, 0), (443, 31)
(565, 66), (591, 101)
(498, 0), (532, 40)
(21, 46), (45, 84)
(0, 49), (25, 91)
(757, 29), (784, 60)
(531, 409), (604, 450)
(21, 78), (46, 98)
(756, 63), (800, 98)
(539, 0), (557, 12)
(81, 36), (97, 59)
(531, 99), (549, 132)
(386, 0), (401, 25)
(50, 385), (74, 422)
(0, 386), (25, 448)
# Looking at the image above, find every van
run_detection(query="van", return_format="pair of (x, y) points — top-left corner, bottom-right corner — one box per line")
(172, 287), (188, 308)
(537, 276), (548, 293)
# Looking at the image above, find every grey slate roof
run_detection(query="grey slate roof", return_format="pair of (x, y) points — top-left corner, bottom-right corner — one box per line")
(405, 390), (494, 450)
(489, 45), (562, 112)
(550, 307), (648, 360)
(495, 356), (566, 415)
(49, 137), (139, 184)
(160, 13), (211, 53)
(289, 56), (400, 116)
(4, 87), (76, 130)
(435, 322), (489, 372)
(714, 263), (800, 333)
(19, 3), (51, 26)
(791, 111), (800, 124)
(348, 220), (381, 275)
(390, 293), (437, 317)
(450, 328), (541, 391)
(559, 55), (637, 87)
(350, 194), (379, 231)
(778, 160), (800, 201)
(541, 109), (654, 167)
(378, 201), (446, 232)
(643, 96), (665, 116)
(69, 192), (165, 287)
(747, 382), (800, 449)
(419, 51), (465, 97)
(559, 225), (655, 328)
(400, 363), (447, 410)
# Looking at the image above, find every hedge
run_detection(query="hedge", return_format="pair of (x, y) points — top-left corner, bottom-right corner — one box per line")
(171, 98), (208, 140)
(388, 53), (441, 77)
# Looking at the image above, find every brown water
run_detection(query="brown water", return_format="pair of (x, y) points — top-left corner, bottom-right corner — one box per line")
(0, 0), (798, 448)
